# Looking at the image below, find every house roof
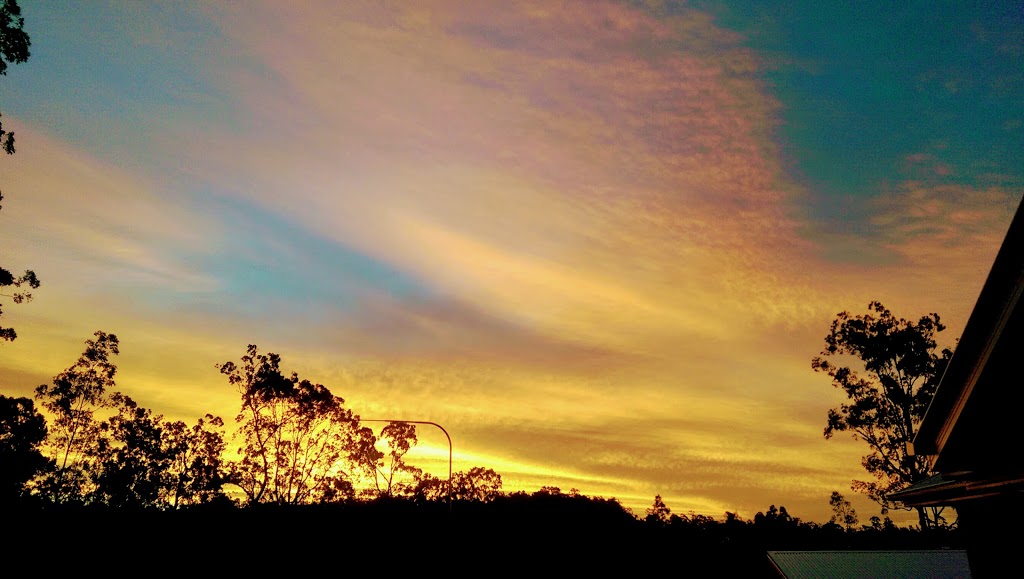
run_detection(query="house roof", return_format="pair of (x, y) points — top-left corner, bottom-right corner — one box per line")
(766, 550), (972, 579)
(890, 471), (1024, 506)
(909, 196), (1024, 475)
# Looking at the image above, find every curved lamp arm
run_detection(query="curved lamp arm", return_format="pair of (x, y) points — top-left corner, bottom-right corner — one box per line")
(363, 419), (452, 512)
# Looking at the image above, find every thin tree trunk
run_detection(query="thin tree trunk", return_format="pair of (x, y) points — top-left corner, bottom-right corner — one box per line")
(917, 505), (930, 530)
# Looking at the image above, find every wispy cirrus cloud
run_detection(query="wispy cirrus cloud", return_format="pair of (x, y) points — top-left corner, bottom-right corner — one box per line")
(185, 0), (833, 342)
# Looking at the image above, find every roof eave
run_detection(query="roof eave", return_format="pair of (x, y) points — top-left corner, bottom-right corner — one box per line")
(913, 197), (1024, 457)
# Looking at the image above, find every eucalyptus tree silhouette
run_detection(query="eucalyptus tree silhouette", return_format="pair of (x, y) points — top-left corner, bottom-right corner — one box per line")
(34, 331), (119, 503)
(813, 301), (953, 529)
(217, 345), (362, 505)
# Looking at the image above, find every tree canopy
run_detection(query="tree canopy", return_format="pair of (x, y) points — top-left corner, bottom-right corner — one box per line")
(0, 0), (30, 154)
(812, 301), (953, 529)
(0, 394), (51, 503)
(355, 421), (422, 498)
(34, 331), (120, 503)
(217, 345), (362, 505)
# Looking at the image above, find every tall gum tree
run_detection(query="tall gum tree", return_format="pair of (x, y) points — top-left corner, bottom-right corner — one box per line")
(812, 301), (953, 529)
(161, 413), (229, 508)
(217, 345), (362, 505)
(89, 392), (168, 508)
(34, 331), (119, 503)
(356, 421), (422, 498)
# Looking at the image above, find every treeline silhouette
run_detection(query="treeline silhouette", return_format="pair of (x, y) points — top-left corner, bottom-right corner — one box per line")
(1, 332), (961, 574)
(5, 490), (961, 574)
(2, 333), (510, 510)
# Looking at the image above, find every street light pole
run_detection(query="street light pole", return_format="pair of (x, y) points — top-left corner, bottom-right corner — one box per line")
(362, 419), (452, 512)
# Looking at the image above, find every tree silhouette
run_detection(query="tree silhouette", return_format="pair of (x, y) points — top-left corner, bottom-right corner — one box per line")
(90, 393), (231, 509)
(0, 394), (51, 503)
(812, 301), (953, 529)
(645, 494), (672, 525)
(0, 0), (37, 342)
(411, 467), (503, 503)
(754, 504), (797, 529)
(34, 331), (119, 503)
(829, 491), (858, 531)
(162, 413), (230, 508)
(412, 471), (446, 502)
(218, 345), (361, 505)
(0, 0), (30, 154)
(0, 246), (39, 342)
(89, 392), (167, 508)
(356, 421), (422, 498)
(451, 467), (503, 502)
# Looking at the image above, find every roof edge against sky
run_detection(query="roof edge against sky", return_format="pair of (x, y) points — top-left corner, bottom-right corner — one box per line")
(912, 197), (1024, 458)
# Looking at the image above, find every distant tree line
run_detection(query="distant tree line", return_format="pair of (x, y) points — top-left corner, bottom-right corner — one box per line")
(1, 333), (504, 510)
(1, 332), (963, 574)
(1, 331), (969, 539)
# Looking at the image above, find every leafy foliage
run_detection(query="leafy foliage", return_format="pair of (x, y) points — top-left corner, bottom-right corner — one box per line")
(411, 466), (504, 504)
(161, 413), (230, 508)
(411, 471), (446, 502)
(29, 332), (231, 508)
(0, 246), (39, 342)
(646, 494), (672, 525)
(451, 467), (503, 502)
(218, 345), (361, 505)
(753, 504), (802, 540)
(0, 0), (30, 155)
(812, 301), (953, 528)
(829, 491), (858, 531)
(88, 393), (231, 509)
(356, 421), (422, 498)
(89, 392), (168, 508)
(34, 331), (120, 503)
(0, 394), (51, 502)
(0, 1), (37, 341)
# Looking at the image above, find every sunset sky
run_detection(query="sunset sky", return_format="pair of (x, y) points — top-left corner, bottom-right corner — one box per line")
(1, 1), (1022, 524)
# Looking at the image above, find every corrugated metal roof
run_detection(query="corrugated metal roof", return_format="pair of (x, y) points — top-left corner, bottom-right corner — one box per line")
(767, 550), (972, 579)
